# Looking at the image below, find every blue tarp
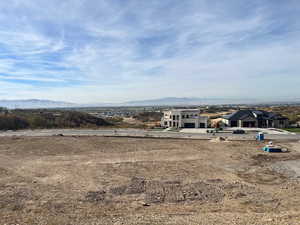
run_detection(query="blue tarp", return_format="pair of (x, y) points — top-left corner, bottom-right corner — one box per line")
(262, 146), (282, 152)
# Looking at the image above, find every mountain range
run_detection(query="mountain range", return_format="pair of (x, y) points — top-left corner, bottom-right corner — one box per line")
(1, 97), (300, 109)
(122, 97), (259, 106)
(0, 99), (77, 109)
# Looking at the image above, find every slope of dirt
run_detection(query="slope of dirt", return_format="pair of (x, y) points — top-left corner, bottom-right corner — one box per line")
(0, 136), (300, 225)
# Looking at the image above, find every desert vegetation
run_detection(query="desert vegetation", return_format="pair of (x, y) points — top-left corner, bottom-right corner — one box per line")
(0, 109), (111, 130)
(133, 111), (163, 122)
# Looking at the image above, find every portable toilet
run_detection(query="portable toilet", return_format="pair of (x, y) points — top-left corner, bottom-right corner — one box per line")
(256, 132), (264, 141)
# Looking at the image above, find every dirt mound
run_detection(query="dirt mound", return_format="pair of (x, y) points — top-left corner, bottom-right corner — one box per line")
(125, 177), (146, 194)
(135, 179), (224, 204)
(86, 178), (275, 208)
(222, 182), (266, 199)
(106, 178), (225, 204)
(0, 187), (35, 211)
(110, 185), (127, 196)
(210, 137), (228, 142)
(85, 191), (106, 203)
(182, 182), (225, 203)
(145, 180), (168, 203)
(145, 180), (187, 203)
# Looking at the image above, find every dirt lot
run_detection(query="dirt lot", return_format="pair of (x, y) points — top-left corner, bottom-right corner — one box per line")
(0, 136), (300, 225)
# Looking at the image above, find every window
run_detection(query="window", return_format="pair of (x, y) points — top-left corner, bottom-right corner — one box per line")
(173, 115), (176, 120)
(176, 115), (179, 120)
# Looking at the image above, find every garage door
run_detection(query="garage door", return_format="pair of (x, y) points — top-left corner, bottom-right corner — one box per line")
(242, 121), (256, 127)
(184, 123), (195, 128)
(199, 123), (206, 128)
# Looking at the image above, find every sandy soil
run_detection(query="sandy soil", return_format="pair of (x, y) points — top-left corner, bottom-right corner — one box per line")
(0, 136), (300, 225)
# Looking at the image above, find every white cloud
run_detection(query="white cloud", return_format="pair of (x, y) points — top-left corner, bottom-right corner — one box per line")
(0, 0), (299, 102)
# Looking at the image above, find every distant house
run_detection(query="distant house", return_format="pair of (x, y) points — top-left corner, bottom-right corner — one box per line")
(222, 110), (289, 128)
(161, 109), (208, 128)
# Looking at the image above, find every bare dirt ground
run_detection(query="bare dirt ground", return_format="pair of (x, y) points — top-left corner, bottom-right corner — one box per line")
(0, 136), (300, 225)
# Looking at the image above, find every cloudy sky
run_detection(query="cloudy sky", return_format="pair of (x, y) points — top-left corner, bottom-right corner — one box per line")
(0, 0), (299, 103)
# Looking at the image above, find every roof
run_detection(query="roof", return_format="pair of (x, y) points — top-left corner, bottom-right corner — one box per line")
(222, 110), (288, 121)
(222, 110), (254, 121)
(167, 109), (200, 113)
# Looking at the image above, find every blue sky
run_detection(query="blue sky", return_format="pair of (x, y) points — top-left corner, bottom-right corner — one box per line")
(0, 0), (299, 103)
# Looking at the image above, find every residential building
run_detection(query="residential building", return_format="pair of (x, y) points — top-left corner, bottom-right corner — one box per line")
(222, 110), (289, 128)
(161, 109), (208, 128)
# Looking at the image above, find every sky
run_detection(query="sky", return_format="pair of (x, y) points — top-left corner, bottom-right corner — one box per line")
(0, 0), (299, 103)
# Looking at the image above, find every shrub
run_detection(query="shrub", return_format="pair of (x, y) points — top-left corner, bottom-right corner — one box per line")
(0, 115), (29, 130)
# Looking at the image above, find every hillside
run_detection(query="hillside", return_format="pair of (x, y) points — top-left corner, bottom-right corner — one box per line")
(0, 110), (111, 130)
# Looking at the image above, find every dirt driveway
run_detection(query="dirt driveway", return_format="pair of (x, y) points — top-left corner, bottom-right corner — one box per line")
(0, 136), (300, 225)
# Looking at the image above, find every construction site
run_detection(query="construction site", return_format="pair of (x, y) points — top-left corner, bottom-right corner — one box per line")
(0, 136), (300, 225)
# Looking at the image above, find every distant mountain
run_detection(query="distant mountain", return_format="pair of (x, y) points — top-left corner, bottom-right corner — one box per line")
(0, 99), (77, 109)
(122, 97), (259, 106)
(1, 97), (299, 109)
